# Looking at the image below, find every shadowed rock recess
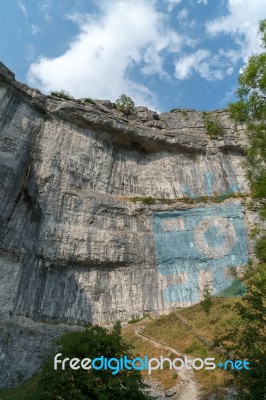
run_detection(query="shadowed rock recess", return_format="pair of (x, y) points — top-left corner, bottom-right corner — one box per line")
(0, 62), (253, 387)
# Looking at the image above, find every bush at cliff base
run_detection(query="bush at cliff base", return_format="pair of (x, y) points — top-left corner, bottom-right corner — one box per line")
(215, 265), (266, 400)
(28, 322), (150, 400)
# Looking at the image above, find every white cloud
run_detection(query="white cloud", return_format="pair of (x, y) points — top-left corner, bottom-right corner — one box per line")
(26, 45), (36, 62)
(31, 24), (41, 35)
(166, 0), (182, 12)
(182, 0), (265, 85)
(177, 8), (196, 29)
(18, 1), (27, 16)
(174, 48), (238, 81)
(28, 0), (263, 106)
(206, 0), (264, 61)
(177, 8), (189, 21)
(28, 0), (188, 108)
(221, 85), (238, 106)
(141, 30), (185, 78)
(39, 0), (53, 22)
(175, 49), (210, 79)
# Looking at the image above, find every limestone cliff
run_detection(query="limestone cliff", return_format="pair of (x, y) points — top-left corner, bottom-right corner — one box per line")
(0, 62), (253, 387)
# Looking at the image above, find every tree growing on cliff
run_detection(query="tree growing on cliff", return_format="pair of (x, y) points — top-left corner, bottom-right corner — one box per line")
(222, 19), (266, 399)
(28, 323), (150, 400)
(50, 89), (74, 100)
(228, 19), (266, 210)
(115, 94), (135, 115)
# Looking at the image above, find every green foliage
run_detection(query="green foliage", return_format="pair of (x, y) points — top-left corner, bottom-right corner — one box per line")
(18, 323), (150, 400)
(251, 170), (266, 200)
(127, 192), (247, 206)
(50, 89), (74, 100)
(215, 266), (266, 399)
(83, 98), (96, 105)
(217, 280), (246, 298)
(250, 224), (261, 239)
(184, 341), (207, 356)
(130, 196), (155, 205)
(224, 20), (266, 398)
(0, 375), (40, 400)
(228, 19), (266, 216)
(140, 196), (155, 205)
(200, 287), (213, 315)
(185, 342), (208, 359)
(228, 100), (249, 122)
(203, 112), (224, 137)
(255, 236), (266, 262)
(115, 94), (135, 115)
(169, 109), (188, 116)
(128, 316), (144, 324)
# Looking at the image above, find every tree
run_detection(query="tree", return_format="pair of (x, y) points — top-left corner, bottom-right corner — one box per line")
(228, 19), (266, 207)
(224, 20), (266, 398)
(255, 235), (266, 262)
(115, 94), (135, 115)
(215, 267), (266, 399)
(200, 286), (213, 316)
(28, 323), (150, 400)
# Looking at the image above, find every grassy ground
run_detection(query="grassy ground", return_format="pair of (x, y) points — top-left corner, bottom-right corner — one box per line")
(123, 323), (180, 390)
(121, 297), (241, 399)
(0, 297), (240, 399)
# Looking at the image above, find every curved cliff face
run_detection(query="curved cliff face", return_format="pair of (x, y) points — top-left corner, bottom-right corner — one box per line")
(0, 64), (251, 387)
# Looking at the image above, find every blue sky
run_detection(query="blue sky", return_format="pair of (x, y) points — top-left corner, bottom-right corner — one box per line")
(0, 0), (265, 112)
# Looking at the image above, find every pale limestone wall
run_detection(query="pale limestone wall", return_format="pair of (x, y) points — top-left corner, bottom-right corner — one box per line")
(0, 67), (253, 387)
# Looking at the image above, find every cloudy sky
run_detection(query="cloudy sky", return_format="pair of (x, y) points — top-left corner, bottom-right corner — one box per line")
(1, 0), (265, 111)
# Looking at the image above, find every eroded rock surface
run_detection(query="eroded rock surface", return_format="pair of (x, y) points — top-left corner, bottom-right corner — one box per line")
(0, 63), (253, 387)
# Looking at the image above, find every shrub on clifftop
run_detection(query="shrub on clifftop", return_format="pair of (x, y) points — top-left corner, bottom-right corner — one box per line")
(50, 89), (74, 100)
(115, 94), (135, 115)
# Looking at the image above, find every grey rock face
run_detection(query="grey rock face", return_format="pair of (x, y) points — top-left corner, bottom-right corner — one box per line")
(0, 64), (252, 387)
(0, 317), (81, 388)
